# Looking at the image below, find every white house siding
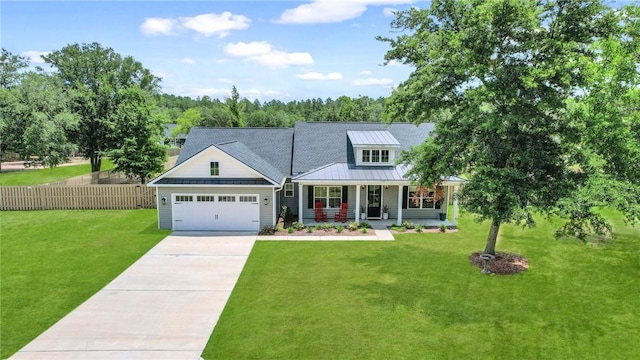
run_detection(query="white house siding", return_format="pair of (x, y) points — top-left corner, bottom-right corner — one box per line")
(155, 186), (274, 230)
(170, 147), (260, 179)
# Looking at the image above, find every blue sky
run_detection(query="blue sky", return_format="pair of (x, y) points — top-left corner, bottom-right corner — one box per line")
(2, 0), (425, 101)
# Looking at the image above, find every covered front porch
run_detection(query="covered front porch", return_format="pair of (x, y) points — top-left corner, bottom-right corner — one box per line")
(294, 182), (461, 227)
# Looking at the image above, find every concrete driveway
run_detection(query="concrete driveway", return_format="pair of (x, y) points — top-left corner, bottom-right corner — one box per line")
(10, 233), (256, 360)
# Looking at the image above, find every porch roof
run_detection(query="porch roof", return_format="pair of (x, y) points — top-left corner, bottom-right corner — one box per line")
(293, 163), (408, 182)
(292, 163), (468, 184)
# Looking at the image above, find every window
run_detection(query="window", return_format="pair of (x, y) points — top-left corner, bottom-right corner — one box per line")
(314, 186), (342, 209)
(362, 150), (370, 163)
(210, 162), (219, 176)
(284, 183), (294, 197)
(218, 195), (236, 202)
(381, 150), (389, 162)
(175, 195), (193, 202)
(197, 195), (215, 202)
(362, 149), (390, 164)
(407, 186), (435, 209)
(239, 196), (257, 202)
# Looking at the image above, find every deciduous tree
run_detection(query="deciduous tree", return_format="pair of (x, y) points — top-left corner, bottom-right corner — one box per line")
(380, 0), (639, 255)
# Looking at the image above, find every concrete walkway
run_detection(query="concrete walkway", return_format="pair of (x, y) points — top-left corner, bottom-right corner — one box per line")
(11, 234), (256, 360)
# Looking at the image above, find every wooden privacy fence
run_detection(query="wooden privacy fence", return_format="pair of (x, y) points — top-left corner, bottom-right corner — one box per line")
(0, 185), (156, 210)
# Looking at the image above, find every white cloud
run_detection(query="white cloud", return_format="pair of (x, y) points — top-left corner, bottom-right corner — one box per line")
(353, 77), (394, 86)
(296, 72), (342, 80)
(224, 41), (314, 68)
(386, 59), (405, 66)
(140, 12), (250, 38)
(181, 57), (196, 65)
(359, 70), (372, 75)
(383, 7), (397, 17)
(180, 12), (250, 38)
(21, 50), (49, 64)
(276, 0), (413, 24)
(140, 17), (177, 36)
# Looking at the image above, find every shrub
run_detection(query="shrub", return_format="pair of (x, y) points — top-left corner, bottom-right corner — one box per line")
(307, 227), (313, 233)
(291, 222), (305, 231)
(280, 206), (294, 227)
(287, 227), (294, 234)
(440, 224), (446, 232)
(336, 225), (344, 233)
(347, 222), (359, 231)
(416, 225), (423, 233)
(401, 220), (415, 229)
(361, 227), (368, 234)
(397, 226), (407, 232)
(358, 221), (370, 229)
(259, 226), (276, 235)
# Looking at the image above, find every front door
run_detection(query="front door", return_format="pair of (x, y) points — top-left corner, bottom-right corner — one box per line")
(367, 185), (381, 219)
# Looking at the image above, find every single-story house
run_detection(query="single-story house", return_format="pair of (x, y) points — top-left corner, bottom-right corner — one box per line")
(148, 122), (465, 231)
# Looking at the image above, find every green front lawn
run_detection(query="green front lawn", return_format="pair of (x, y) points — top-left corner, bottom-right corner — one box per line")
(0, 159), (115, 186)
(0, 209), (170, 359)
(204, 211), (640, 359)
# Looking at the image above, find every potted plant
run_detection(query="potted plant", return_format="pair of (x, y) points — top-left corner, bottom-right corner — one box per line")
(382, 204), (389, 220)
(360, 205), (367, 220)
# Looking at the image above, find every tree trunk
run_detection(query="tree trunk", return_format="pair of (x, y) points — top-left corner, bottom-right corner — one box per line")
(90, 153), (101, 183)
(483, 219), (501, 255)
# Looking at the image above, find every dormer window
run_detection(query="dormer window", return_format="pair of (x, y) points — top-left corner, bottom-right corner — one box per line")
(362, 149), (389, 164)
(348, 130), (400, 167)
(210, 162), (219, 176)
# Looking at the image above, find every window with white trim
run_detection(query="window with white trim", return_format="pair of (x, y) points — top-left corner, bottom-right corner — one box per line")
(175, 195), (193, 202)
(284, 183), (294, 197)
(210, 162), (219, 176)
(239, 196), (257, 202)
(314, 186), (342, 209)
(407, 186), (435, 209)
(218, 195), (236, 202)
(362, 149), (390, 164)
(197, 195), (215, 202)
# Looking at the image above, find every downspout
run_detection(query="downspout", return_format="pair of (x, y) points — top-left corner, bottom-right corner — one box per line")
(273, 177), (287, 226)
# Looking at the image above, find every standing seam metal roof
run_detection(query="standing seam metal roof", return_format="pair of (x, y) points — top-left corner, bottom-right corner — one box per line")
(346, 130), (400, 146)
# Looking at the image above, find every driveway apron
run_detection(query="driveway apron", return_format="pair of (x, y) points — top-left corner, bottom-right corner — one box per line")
(10, 234), (256, 360)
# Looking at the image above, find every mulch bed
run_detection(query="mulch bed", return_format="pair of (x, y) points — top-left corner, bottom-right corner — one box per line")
(469, 252), (529, 275)
(388, 227), (458, 234)
(271, 228), (375, 236)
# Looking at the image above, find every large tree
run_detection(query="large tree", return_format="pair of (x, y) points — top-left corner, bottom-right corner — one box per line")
(0, 71), (77, 168)
(380, 0), (639, 255)
(43, 42), (160, 172)
(108, 86), (167, 183)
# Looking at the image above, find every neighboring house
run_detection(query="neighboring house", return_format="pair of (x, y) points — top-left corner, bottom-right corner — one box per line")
(164, 124), (187, 148)
(148, 122), (465, 231)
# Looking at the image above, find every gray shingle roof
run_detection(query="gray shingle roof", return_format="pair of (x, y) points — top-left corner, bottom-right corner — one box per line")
(216, 141), (285, 184)
(176, 127), (294, 181)
(292, 122), (434, 175)
(346, 130), (400, 146)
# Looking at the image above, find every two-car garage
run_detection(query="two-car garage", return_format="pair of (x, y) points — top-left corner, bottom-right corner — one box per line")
(171, 193), (260, 231)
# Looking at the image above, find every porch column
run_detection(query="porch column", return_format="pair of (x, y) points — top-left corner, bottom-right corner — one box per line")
(272, 188), (277, 226)
(298, 183), (304, 225)
(453, 185), (459, 226)
(355, 184), (361, 224)
(397, 185), (403, 226)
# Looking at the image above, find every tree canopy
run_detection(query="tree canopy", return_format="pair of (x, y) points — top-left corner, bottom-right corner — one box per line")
(43, 42), (161, 172)
(380, 0), (640, 254)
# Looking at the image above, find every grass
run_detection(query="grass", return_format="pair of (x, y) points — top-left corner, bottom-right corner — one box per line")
(203, 210), (640, 359)
(0, 209), (170, 359)
(0, 159), (115, 186)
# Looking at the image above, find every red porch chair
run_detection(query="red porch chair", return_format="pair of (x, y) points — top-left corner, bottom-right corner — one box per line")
(334, 203), (348, 223)
(314, 201), (328, 222)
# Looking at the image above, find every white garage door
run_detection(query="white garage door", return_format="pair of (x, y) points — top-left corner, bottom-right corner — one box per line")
(172, 194), (260, 231)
